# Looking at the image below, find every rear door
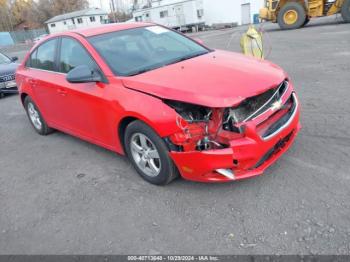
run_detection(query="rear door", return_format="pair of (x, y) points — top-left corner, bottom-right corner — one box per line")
(25, 38), (64, 127)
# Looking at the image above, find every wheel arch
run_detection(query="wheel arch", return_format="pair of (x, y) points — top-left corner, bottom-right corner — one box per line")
(117, 112), (174, 155)
(118, 116), (139, 154)
(20, 92), (28, 106)
(276, 0), (307, 14)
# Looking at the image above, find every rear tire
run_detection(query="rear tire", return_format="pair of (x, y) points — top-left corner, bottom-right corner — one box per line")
(124, 120), (179, 185)
(341, 0), (350, 23)
(278, 2), (306, 30)
(24, 96), (53, 135)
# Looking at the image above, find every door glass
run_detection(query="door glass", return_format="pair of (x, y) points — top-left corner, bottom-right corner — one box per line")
(34, 39), (57, 71)
(59, 37), (97, 73)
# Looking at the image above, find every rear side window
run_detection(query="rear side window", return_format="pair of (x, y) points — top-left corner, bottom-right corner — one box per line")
(59, 37), (97, 74)
(31, 39), (57, 71)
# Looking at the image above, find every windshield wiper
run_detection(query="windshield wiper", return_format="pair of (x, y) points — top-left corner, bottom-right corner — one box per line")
(165, 51), (209, 66)
(127, 65), (162, 76)
(126, 51), (209, 77)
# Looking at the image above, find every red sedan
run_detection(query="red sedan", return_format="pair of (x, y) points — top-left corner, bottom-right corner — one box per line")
(16, 23), (301, 185)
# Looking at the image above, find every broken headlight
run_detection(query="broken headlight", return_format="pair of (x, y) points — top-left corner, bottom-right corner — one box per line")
(163, 100), (212, 123)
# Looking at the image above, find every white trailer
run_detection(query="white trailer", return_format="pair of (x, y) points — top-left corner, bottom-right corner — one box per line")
(133, 0), (205, 31)
(132, 0), (265, 30)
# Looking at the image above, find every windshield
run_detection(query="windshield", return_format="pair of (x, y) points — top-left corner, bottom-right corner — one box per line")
(88, 26), (210, 76)
(0, 53), (11, 64)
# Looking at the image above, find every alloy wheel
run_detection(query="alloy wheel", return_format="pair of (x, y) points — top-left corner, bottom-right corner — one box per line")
(130, 133), (161, 177)
(27, 102), (42, 130)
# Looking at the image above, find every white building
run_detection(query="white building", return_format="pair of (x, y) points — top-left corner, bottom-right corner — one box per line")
(45, 8), (109, 34)
(132, 0), (264, 30)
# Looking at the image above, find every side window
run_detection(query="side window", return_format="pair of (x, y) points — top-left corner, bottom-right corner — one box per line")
(26, 39), (57, 71)
(26, 49), (37, 67)
(59, 37), (97, 74)
(32, 39), (57, 71)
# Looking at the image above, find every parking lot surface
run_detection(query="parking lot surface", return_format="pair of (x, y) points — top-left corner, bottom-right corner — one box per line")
(0, 17), (350, 254)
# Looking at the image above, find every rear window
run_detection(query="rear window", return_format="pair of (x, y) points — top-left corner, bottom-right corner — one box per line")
(27, 39), (57, 71)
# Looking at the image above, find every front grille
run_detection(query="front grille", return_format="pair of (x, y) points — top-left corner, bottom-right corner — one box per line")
(262, 93), (297, 140)
(243, 80), (288, 122)
(0, 74), (15, 83)
(224, 80), (289, 126)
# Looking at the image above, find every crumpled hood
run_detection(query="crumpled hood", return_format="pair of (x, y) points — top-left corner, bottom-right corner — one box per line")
(121, 50), (286, 108)
(0, 62), (18, 77)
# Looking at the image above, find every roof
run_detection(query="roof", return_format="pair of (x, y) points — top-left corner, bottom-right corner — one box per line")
(45, 8), (107, 24)
(69, 22), (153, 37)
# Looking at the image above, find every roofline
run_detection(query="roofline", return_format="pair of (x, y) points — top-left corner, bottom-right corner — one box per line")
(45, 13), (108, 24)
(133, 0), (195, 13)
(45, 9), (108, 24)
(44, 22), (154, 37)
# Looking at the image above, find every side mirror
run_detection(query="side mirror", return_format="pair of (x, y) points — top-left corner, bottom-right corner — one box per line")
(192, 37), (204, 45)
(66, 65), (102, 83)
(11, 56), (18, 62)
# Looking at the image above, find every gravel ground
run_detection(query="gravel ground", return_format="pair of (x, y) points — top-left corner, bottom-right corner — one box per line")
(0, 17), (349, 255)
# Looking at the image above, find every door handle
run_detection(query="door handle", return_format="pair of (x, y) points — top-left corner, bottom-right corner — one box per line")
(57, 88), (68, 96)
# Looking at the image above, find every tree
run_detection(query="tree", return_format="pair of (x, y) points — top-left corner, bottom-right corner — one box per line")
(1, 0), (90, 31)
(31, 0), (89, 26)
(0, 0), (13, 31)
(10, 0), (37, 28)
(109, 10), (132, 23)
(51, 0), (89, 16)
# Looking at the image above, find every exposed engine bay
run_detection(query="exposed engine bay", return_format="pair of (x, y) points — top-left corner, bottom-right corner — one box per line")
(164, 81), (290, 152)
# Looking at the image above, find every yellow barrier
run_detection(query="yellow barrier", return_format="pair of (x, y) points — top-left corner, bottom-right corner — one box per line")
(240, 26), (264, 59)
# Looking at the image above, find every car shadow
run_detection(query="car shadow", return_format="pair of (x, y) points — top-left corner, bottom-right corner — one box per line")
(46, 128), (291, 191)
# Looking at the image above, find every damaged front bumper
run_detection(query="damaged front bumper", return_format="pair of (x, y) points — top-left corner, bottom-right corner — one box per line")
(168, 86), (301, 183)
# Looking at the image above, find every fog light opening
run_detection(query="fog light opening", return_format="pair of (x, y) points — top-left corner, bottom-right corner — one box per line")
(216, 169), (235, 180)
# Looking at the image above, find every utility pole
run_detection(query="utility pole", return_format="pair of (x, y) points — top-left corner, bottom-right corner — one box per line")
(110, 0), (118, 23)
(6, 1), (14, 31)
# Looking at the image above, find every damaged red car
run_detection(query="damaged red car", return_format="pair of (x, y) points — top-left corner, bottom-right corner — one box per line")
(16, 23), (301, 185)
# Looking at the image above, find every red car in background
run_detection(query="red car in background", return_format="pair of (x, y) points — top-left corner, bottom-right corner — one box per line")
(15, 23), (301, 185)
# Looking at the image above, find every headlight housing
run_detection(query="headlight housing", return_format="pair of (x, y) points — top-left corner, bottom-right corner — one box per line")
(163, 100), (212, 123)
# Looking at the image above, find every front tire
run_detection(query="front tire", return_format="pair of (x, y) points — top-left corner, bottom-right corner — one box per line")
(278, 2), (306, 30)
(24, 96), (53, 135)
(124, 120), (179, 185)
(341, 0), (350, 23)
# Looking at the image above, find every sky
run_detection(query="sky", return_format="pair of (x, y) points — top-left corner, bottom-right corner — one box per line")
(89, 0), (133, 12)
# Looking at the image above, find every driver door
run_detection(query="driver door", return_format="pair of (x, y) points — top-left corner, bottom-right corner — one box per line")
(54, 37), (111, 145)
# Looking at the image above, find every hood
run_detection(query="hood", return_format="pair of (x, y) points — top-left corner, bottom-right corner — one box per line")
(0, 62), (19, 77)
(121, 50), (286, 108)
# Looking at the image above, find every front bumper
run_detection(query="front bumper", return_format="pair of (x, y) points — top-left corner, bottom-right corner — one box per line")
(0, 81), (18, 94)
(169, 90), (301, 183)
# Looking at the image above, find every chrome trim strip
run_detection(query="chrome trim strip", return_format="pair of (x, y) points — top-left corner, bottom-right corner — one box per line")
(0, 73), (15, 82)
(0, 73), (15, 78)
(262, 93), (298, 141)
(26, 67), (67, 75)
(244, 81), (289, 122)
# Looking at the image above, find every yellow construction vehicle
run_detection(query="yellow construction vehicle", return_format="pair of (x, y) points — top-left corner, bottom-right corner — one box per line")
(260, 0), (350, 29)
